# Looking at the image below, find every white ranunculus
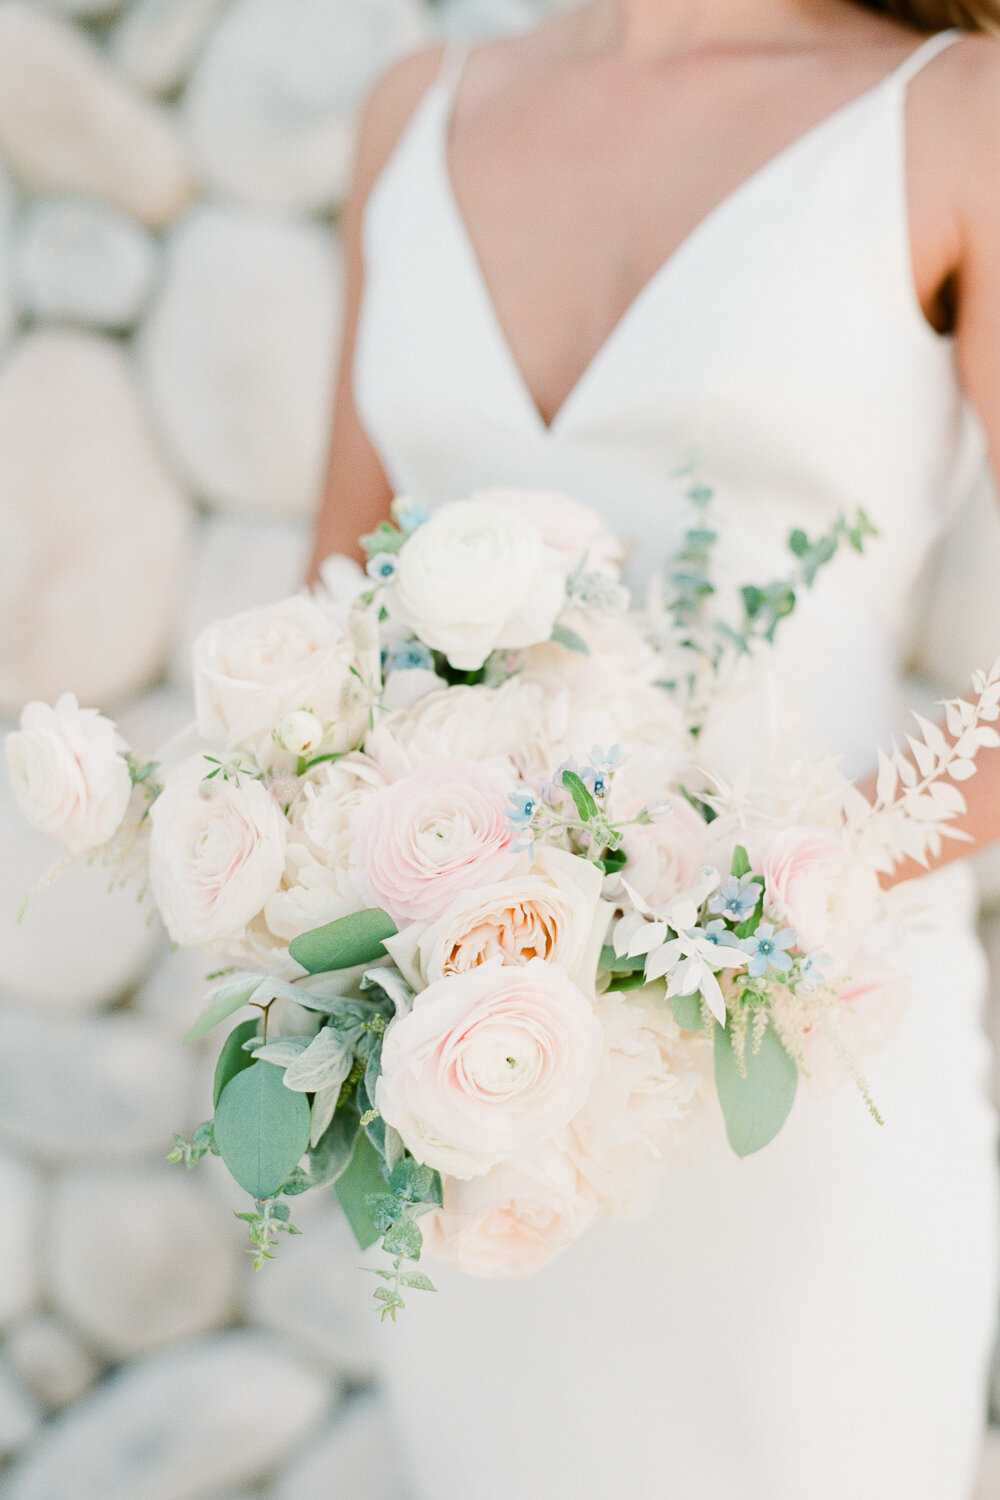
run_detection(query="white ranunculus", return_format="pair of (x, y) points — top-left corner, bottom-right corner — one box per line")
(5, 692), (133, 854)
(287, 753), (386, 872)
(149, 755), (288, 948)
(566, 985), (712, 1219)
(387, 847), (611, 995)
(192, 594), (379, 759)
(472, 487), (625, 578)
(383, 498), (567, 671)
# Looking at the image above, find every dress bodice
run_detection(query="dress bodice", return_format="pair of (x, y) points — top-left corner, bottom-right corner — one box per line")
(352, 30), (989, 773)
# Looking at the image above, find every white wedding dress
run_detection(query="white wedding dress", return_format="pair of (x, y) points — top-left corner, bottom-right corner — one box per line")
(352, 30), (999, 1500)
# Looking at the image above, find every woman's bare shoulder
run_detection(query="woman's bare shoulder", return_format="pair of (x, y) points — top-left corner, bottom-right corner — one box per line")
(352, 43), (449, 197)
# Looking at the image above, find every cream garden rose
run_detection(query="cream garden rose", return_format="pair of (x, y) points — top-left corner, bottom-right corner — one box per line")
(192, 593), (378, 758)
(5, 693), (133, 855)
(350, 758), (519, 925)
(385, 846), (610, 994)
(475, 487), (625, 578)
(423, 1145), (598, 1278)
(762, 825), (880, 965)
(149, 755), (287, 948)
(383, 497), (567, 671)
(376, 958), (603, 1179)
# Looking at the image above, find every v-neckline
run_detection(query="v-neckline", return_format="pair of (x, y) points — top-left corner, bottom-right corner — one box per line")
(436, 31), (958, 437)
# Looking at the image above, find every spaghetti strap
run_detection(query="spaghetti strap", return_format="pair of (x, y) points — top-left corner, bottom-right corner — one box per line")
(434, 40), (471, 100)
(893, 27), (962, 86)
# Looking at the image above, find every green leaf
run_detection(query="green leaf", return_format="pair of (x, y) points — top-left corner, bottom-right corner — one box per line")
(550, 623), (591, 655)
(788, 528), (810, 558)
(401, 1271), (437, 1292)
(607, 972), (647, 992)
(213, 1019), (260, 1107)
(599, 944), (646, 974)
(308, 1106), (361, 1186)
(714, 1019), (798, 1158)
(213, 1061), (312, 1200)
(289, 909), (398, 975)
(335, 1130), (386, 1250)
(359, 520), (406, 557)
(734, 907), (762, 940)
(730, 845), (751, 879)
(282, 1027), (354, 1093)
(366, 1191), (404, 1233)
(671, 992), (705, 1031)
(561, 769), (598, 822)
(383, 1215), (423, 1260)
(185, 972), (263, 1042)
(389, 1158), (443, 1207)
(741, 584), (764, 619)
(597, 848), (628, 876)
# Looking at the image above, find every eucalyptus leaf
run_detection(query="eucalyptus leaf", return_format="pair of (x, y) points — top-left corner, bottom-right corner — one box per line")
(213, 1061), (312, 1199)
(607, 972), (647, 992)
(600, 944), (646, 974)
(550, 622), (591, 655)
(213, 1018), (260, 1107)
(383, 1215), (423, 1260)
(671, 992), (705, 1031)
(283, 1027), (355, 1094)
(389, 1158), (443, 1207)
(335, 1130), (386, 1250)
(366, 1191), (404, 1234)
(290, 909), (399, 975)
(185, 972), (263, 1042)
(401, 1271), (437, 1292)
(309, 1105), (361, 1186)
(714, 1019), (798, 1158)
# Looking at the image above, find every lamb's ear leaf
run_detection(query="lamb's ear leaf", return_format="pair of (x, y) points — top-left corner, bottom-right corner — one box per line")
(289, 909), (398, 975)
(714, 1019), (797, 1158)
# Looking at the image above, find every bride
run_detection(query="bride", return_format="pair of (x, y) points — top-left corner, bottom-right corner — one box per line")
(309, 3), (1000, 1497)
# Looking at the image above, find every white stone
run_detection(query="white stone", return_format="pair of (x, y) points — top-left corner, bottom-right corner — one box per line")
(0, 1009), (191, 1164)
(115, 683), (196, 764)
(13, 197), (158, 331)
(140, 206), (340, 517)
(974, 1429), (1000, 1500)
(114, 0), (231, 97)
(432, 0), (549, 38)
(0, 1154), (40, 1330)
(48, 1166), (241, 1359)
(169, 513), (312, 685)
(133, 941), (221, 1039)
(1, 1333), (332, 1500)
(267, 1394), (405, 1500)
(5, 1314), (101, 1411)
(0, 773), (163, 1016)
(247, 1201), (378, 1378)
(0, 3), (193, 227)
(0, 329), (191, 713)
(0, 165), (15, 355)
(182, 0), (426, 211)
(0, 1362), (40, 1461)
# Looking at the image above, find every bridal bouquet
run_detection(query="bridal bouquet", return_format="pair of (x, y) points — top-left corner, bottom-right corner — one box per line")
(7, 480), (999, 1317)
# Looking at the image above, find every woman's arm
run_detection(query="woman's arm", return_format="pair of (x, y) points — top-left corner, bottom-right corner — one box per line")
(306, 45), (447, 585)
(878, 40), (1000, 884)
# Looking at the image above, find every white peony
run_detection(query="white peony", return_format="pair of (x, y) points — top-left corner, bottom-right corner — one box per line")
(566, 985), (712, 1219)
(386, 847), (611, 994)
(383, 498), (567, 671)
(192, 593), (379, 759)
(5, 693), (133, 854)
(149, 755), (287, 948)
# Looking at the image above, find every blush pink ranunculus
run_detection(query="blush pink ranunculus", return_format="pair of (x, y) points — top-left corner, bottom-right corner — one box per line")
(762, 825), (880, 965)
(350, 758), (519, 925)
(423, 1145), (598, 1278)
(619, 793), (712, 908)
(376, 958), (603, 1180)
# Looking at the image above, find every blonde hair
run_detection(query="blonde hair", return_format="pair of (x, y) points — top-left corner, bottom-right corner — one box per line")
(856, 0), (998, 35)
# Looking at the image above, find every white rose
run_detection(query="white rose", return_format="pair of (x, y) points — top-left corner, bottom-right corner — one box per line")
(472, 487), (624, 578)
(149, 755), (287, 948)
(566, 986), (712, 1219)
(192, 594), (378, 758)
(5, 692), (133, 854)
(383, 498), (566, 671)
(386, 847), (611, 995)
(423, 1145), (598, 1278)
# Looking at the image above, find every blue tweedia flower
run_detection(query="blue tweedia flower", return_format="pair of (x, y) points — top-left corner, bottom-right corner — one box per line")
(709, 873), (763, 922)
(700, 919), (746, 951)
(384, 640), (433, 673)
(505, 786), (538, 831)
(741, 923), (797, 979)
(366, 552), (398, 582)
(391, 498), (430, 534)
(580, 743), (626, 799)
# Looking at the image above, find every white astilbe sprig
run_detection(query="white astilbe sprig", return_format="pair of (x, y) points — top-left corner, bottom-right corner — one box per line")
(846, 657), (1000, 874)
